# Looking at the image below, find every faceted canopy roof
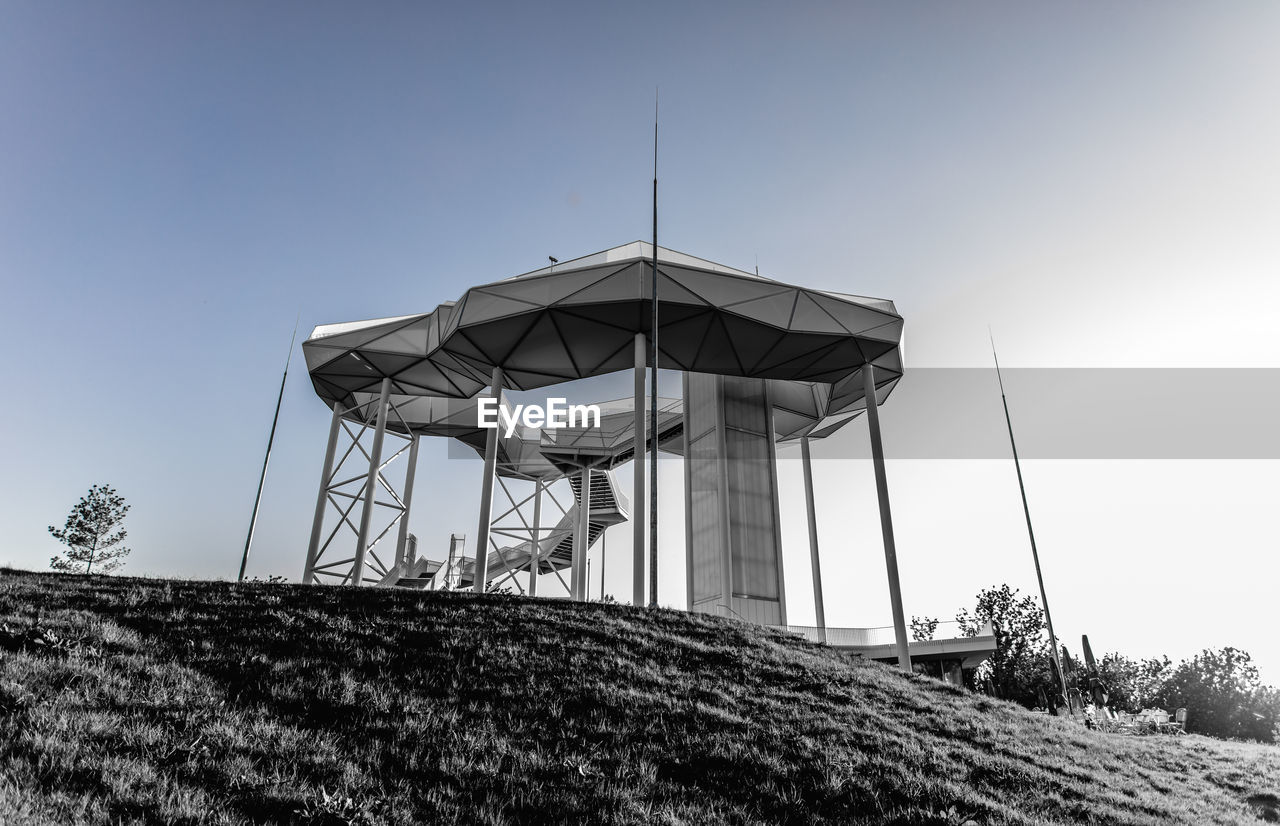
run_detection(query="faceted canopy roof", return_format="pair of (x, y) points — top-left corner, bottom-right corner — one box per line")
(304, 242), (905, 418)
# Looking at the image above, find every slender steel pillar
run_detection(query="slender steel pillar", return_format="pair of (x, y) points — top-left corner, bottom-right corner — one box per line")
(394, 435), (420, 569)
(649, 144), (660, 610)
(863, 364), (911, 671)
(993, 343), (1067, 700)
(303, 401), (345, 584)
(473, 366), (504, 594)
(801, 436), (827, 643)
(715, 378), (734, 617)
(633, 332), (646, 605)
(682, 373), (694, 611)
(573, 467), (593, 601)
(239, 321), (298, 583)
(763, 382), (788, 625)
(353, 378), (392, 586)
(583, 468), (593, 600)
(528, 480), (543, 597)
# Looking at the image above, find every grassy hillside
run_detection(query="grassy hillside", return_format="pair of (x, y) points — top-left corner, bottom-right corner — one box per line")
(1, 569), (1277, 825)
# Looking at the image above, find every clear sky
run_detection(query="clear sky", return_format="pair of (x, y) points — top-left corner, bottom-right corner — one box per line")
(3, 3), (1277, 682)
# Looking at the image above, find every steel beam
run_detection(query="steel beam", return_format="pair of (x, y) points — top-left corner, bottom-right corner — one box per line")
(682, 371), (694, 611)
(573, 466), (593, 601)
(633, 332), (646, 605)
(353, 378), (392, 586)
(394, 435), (420, 569)
(303, 401), (345, 584)
(763, 381), (788, 625)
(715, 376), (733, 617)
(863, 364), (910, 671)
(528, 479), (543, 597)
(473, 366), (503, 593)
(801, 436), (826, 643)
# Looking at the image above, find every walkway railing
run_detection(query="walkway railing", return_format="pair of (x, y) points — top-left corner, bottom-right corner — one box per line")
(782, 620), (994, 647)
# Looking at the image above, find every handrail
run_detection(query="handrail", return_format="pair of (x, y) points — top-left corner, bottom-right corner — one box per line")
(781, 620), (995, 648)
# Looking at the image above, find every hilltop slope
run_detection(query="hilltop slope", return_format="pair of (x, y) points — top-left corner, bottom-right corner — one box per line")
(1, 570), (1277, 825)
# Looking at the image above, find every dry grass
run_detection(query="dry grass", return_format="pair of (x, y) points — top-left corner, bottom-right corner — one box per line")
(1, 568), (1277, 825)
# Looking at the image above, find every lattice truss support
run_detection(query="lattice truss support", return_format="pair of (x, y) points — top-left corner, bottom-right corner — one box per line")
(303, 381), (421, 586)
(483, 472), (575, 597)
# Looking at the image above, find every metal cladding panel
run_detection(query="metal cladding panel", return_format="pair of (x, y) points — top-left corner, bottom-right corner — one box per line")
(723, 376), (770, 435)
(306, 244), (904, 408)
(724, 412), (781, 601)
(496, 263), (628, 307)
(683, 373), (785, 612)
(791, 292), (850, 334)
(688, 436), (724, 603)
(685, 372), (719, 442)
(731, 596), (782, 626)
(686, 372), (725, 604)
(722, 290), (797, 329)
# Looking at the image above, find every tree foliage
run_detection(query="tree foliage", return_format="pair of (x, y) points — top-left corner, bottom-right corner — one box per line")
(956, 584), (1056, 707)
(1160, 648), (1278, 741)
(1096, 652), (1172, 713)
(909, 615), (938, 642)
(1099, 647), (1278, 741)
(48, 484), (131, 575)
(956, 585), (1279, 741)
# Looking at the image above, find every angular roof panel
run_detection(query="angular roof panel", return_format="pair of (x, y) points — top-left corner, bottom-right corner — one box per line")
(304, 242), (903, 413)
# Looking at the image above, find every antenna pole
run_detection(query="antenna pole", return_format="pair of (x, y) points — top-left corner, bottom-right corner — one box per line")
(991, 331), (1068, 702)
(239, 315), (299, 581)
(648, 91), (660, 608)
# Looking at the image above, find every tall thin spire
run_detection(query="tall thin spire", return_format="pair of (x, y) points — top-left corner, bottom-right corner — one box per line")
(648, 90), (660, 607)
(991, 329), (1068, 702)
(239, 314), (299, 581)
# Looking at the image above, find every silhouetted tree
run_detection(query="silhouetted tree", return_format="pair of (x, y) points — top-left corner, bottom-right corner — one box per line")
(1097, 648), (1277, 742)
(48, 484), (131, 574)
(910, 616), (939, 642)
(956, 584), (1056, 707)
(1096, 652), (1172, 713)
(1158, 648), (1276, 741)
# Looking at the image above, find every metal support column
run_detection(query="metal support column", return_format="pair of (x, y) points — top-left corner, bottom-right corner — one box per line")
(715, 377), (734, 617)
(863, 364), (910, 670)
(528, 480), (543, 597)
(573, 466), (593, 601)
(633, 332), (646, 606)
(763, 381), (788, 625)
(682, 372), (694, 611)
(303, 402), (345, 584)
(394, 435), (420, 569)
(473, 366), (504, 594)
(801, 436), (827, 643)
(993, 341), (1067, 701)
(353, 378), (392, 586)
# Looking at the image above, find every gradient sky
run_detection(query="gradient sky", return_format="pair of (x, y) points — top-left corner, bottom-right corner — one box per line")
(3, 3), (1277, 682)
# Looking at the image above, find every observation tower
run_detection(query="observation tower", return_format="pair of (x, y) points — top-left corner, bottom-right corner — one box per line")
(300, 242), (922, 667)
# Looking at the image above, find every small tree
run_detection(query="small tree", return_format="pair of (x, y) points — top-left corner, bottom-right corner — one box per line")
(48, 484), (131, 574)
(956, 584), (1056, 706)
(910, 615), (939, 642)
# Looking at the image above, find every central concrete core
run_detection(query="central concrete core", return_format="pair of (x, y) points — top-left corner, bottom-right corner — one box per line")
(684, 372), (788, 625)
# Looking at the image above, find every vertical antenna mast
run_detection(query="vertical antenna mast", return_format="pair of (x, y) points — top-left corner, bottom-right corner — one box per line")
(991, 330), (1068, 702)
(239, 315), (299, 581)
(648, 90), (660, 607)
